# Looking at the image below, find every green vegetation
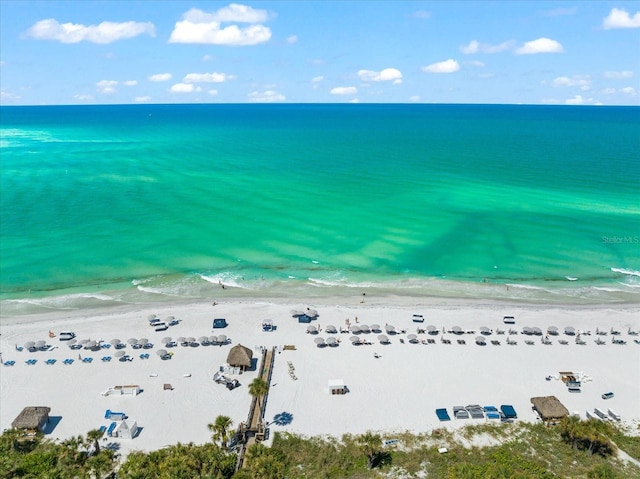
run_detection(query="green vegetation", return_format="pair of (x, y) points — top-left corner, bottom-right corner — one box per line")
(1, 419), (639, 479)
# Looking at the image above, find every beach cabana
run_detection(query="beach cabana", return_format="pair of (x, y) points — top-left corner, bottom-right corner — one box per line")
(531, 396), (569, 424)
(328, 379), (347, 395)
(12, 407), (51, 434)
(226, 344), (253, 371)
(113, 419), (138, 439)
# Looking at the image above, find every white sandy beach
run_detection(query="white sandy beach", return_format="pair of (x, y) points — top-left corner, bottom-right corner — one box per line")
(1, 297), (639, 458)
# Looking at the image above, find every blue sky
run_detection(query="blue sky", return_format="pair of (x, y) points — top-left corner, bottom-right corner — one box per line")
(1, 1), (639, 105)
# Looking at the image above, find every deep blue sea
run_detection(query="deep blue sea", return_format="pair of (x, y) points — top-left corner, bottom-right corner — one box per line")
(1, 104), (639, 314)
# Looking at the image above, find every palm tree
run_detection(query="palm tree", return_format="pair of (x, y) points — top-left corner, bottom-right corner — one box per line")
(86, 428), (104, 454)
(358, 432), (382, 469)
(207, 415), (233, 448)
(248, 378), (269, 419)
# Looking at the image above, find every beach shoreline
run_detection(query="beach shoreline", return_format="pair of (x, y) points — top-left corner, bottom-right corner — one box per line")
(1, 296), (639, 458)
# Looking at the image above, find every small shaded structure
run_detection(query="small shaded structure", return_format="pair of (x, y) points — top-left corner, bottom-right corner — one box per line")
(328, 379), (347, 395)
(226, 344), (253, 371)
(531, 396), (569, 423)
(12, 407), (51, 434)
(113, 419), (138, 439)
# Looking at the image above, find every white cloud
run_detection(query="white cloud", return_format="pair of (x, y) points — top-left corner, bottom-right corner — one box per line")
(311, 76), (324, 83)
(565, 95), (601, 105)
(123, 80), (138, 86)
(26, 18), (155, 44)
(421, 59), (460, 73)
(149, 73), (172, 82)
(169, 5), (271, 45)
(603, 8), (640, 29)
(466, 60), (486, 68)
(412, 10), (431, 19)
(551, 75), (591, 90)
(0, 90), (21, 101)
(202, 55), (215, 62)
(135, 96), (152, 102)
(349, 98), (360, 103)
(183, 72), (235, 83)
(460, 40), (512, 54)
(604, 70), (634, 79)
(516, 38), (564, 54)
(248, 90), (285, 102)
(330, 86), (358, 95)
(620, 86), (638, 96)
(409, 95), (421, 102)
(357, 68), (403, 84)
(286, 35), (298, 44)
(96, 80), (117, 94)
(170, 83), (195, 93)
(208, 89), (219, 96)
(73, 94), (93, 101)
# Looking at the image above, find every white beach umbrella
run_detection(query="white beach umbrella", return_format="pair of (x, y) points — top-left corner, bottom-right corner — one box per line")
(127, 338), (137, 345)
(148, 314), (157, 321)
(547, 326), (559, 335)
(111, 338), (121, 345)
(78, 339), (90, 345)
(532, 327), (542, 336)
(475, 336), (486, 345)
(198, 336), (209, 344)
(480, 326), (491, 335)
(307, 325), (318, 334)
(326, 337), (338, 346)
(427, 325), (438, 334)
(451, 326), (463, 335)
(85, 340), (97, 349)
(35, 340), (47, 348)
(385, 324), (396, 334)
(24, 341), (35, 349)
(325, 325), (337, 333)
(156, 349), (168, 357)
(522, 327), (533, 335)
(209, 335), (218, 343)
(370, 324), (381, 332)
(137, 338), (149, 345)
(359, 324), (371, 333)
(114, 350), (126, 358)
(350, 336), (361, 344)
(349, 325), (361, 333)
(67, 338), (77, 345)
(290, 309), (304, 317)
(216, 334), (227, 344)
(166, 316), (175, 321)
(161, 337), (172, 344)
(306, 308), (318, 317)
(564, 326), (576, 335)
(314, 337), (326, 346)
(407, 334), (418, 342)
(187, 337), (196, 343)
(377, 334), (389, 344)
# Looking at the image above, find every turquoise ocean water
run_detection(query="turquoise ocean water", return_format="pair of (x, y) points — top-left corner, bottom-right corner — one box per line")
(1, 104), (639, 315)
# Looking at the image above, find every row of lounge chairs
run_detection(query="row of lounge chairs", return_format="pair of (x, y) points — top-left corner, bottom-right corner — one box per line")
(287, 361), (298, 381)
(586, 407), (620, 422)
(436, 404), (516, 421)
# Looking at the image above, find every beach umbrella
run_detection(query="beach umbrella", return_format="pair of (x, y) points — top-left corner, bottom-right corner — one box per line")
(24, 341), (35, 349)
(290, 309), (304, 317)
(385, 324), (396, 334)
(111, 338), (121, 345)
(532, 327), (542, 336)
(325, 325), (337, 333)
(547, 326), (559, 335)
(67, 338), (77, 345)
(359, 324), (371, 333)
(138, 338), (149, 345)
(148, 314), (157, 321)
(78, 339), (90, 345)
(177, 336), (186, 343)
(216, 334), (227, 344)
(156, 349), (168, 357)
(209, 335), (218, 343)
(307, 325), (318, 334)
(350, 336), (361, 344)
(564, 326), (576, 335)
(475, 336), (486, 345)
(35, 340), (46, 348)
(306, 308), (318, 317)
(115, 350), (126, 358)
(370, 324), (381, 332)
(161, 337), (172, 344)
(451, 326), (463, 335)
(127, 338), (137, 345)
(377, 334), (389, 344)
(198, 336), (209, 344)
(427, 325), (438, 334)
(522, 326), (532, 335)
(349, 324), (361, 333)
(186, 337), (195, 343)
(407, 334), (418, 342)
(326, 337), (338, 346)
(166, 316), (175, 321)
(480, 326), (491, 335)
(85, 340), (97, 349)
(314, 337), (326, 346)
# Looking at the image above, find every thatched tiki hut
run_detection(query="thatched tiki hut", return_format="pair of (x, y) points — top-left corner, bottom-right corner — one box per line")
(226, 344), (253, 371)
(12, 407), (51, 434)
(531, 396), (569, 424)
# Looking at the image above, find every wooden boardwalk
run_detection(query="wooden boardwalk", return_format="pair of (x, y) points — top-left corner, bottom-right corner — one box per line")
(235, 346), (276, 471)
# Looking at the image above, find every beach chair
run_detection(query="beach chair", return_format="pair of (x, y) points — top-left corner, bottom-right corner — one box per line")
(4, 360), (16, 366)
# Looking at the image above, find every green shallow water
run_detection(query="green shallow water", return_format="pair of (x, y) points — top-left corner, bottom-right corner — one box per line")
(1, 104), (639, 314)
